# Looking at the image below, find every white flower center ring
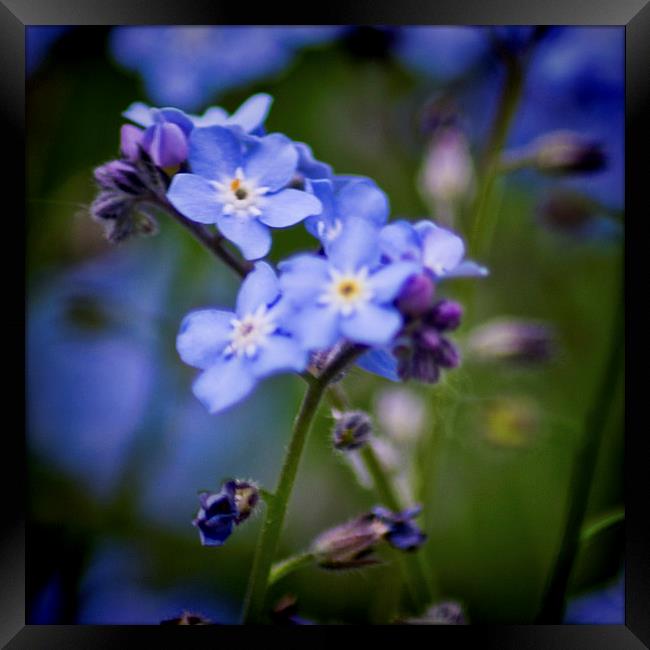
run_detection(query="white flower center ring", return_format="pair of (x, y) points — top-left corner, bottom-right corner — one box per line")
(319, 267), (374, 316)
(214, 167), (269, 219)
(225, 304), (277, 358)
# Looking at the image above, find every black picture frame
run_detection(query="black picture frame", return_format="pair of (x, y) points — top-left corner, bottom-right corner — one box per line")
(5, 1), (646, 645)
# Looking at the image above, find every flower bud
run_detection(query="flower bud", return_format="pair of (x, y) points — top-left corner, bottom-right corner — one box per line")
(311, 513), (388, 570)
(371, 506), (427, 551)
(192, 479), (259, 547)
(535, 189), (598, 236)
(332, 410), (373, 451)
(120, 124), (145, 161)
(396, 273), (436, 317)
(531, 131), (606, 175)
(142, 120), (189, 168)
(467, 318), (556, 364)
(403, 601), (467, 625)
(426, 300), (463, 331)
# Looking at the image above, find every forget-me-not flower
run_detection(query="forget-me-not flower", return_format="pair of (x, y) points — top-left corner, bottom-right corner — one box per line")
(122, 94), (273, 168)
(305, 177), (389, 246)
(379, 219), (488, 280)
(177, 262), (308, 414)
(167, 126), (322, 260)
(279, 218), (418, 350)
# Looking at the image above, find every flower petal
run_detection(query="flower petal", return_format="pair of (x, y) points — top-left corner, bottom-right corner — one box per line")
(244, 133), (298, 191)
(356, 348), (400, 381)
(327, 216), (381, 272)
(420, 224), (465, 275)
(167, 174), (222, 224)
(123, 101), (154, 127)
(340, 304), (402, 346)
(143, 122), (188, 167)
(293, 305), (340, 350)
(336, 178), (390, 226)
(236, 261), (280, 316)
(251, 336), (308, 377)
(227, 93), (273, 133)
(216, 215), (272, 260)
(259, 189), (322, 228)
(193, 356), (257, 414)
(188, 125), (243, 180)
(177, 309), (234, 369)
(156, 107), (194, 136)
(441, 260), (489, 279)
(370, 262), (420, 303)
(379, 220), (422, 262)
(278, 254), (329, 304)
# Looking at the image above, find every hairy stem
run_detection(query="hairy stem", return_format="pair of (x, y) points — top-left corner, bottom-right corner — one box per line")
(152, 197), (253, 278)
(535, 295), (623, 622)
(269, 552), (315, 586)
(241, 345), (364, 623)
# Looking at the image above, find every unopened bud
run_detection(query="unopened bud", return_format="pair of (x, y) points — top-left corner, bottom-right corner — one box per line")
(467, 318), (556, 364)
(426, 300), (463, 331)
(402, 601), (467, 625)
(397, 273), (436, 317)
(532, 131), (606, 175)
(333, 410), (373, 451)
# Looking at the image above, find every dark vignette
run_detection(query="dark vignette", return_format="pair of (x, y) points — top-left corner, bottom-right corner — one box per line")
(3, 0), (646, 646)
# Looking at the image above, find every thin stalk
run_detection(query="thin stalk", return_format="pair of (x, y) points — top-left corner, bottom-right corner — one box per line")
(269, 552), (315, 586)
(535, 295), (624, 622)
(152, 197), (252, 278)
(360, 445), (433, 611)
(469, 55), (525, 259)
(241, 345), (364, 624)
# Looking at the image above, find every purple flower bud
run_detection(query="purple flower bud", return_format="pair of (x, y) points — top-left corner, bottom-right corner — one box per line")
(142, 121), (188, 168)
(467, 318), (556, 364)
(332, 410), (373, 451)
(532, 131), (607, 175)
(433, 337), (460, 369)
(120, 124), (145, 161)
(427, 300), (463, 331)
(94, 160), (145, 194)
(397, 273), (436, 317)
(418, 327), (442, 352)
(371, 506), (427, 551)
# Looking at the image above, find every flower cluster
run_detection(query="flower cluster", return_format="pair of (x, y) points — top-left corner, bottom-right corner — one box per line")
(92, 93), (487, 414)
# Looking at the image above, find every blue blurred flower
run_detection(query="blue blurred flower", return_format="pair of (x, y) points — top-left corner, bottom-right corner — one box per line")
(305, 176), (389, 245)
(177, 262), (308, 414)
(110, 26), (343, 111)
(565, 574), (624, 624)
(26, 26), (69, 75)
(371, 506), (427, 551)
(279, 218), (418, 350)
(167, 126), (322, 260)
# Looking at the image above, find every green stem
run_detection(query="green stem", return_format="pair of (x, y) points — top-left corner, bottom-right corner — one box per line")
(360, 445), (434, 612)
(269, 552), (315, 586)
(535, 295), (624, 623)
(241, 345), (363, 624)
(469, 56), (525, 259)
(580, 508), (624, 545)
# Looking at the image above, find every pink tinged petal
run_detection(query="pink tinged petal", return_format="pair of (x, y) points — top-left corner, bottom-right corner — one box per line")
(293, 305), (340, 351)
(188, 126), (243, 180)
(143, 122), (188, 167)
(192, 356), (257, 414)
(120, 124), (144, 161)
(236, 261), (280, 316)
(259, 189), (322, 228)
(226, 93), (273, 132)
(167, 174), (222, 224)
(177, 309), (234, 370)
(336, 179), (390, 226)
(123, 101), (154, 127)
(250, 336), (308, 378)
(369, 262), (420, 303)
(244, 133), (298, 191)
(278, 254), (330, 304)
(216, 214), (272, 260)
(340, 304), (403, 346)
(421, 225), (465, 274)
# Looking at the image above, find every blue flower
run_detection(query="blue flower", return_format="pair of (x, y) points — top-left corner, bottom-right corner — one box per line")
(305, 177), (389, 246)
(26, 26), (69, 75)
(371, 506), (427, 551)
(122, 94), (273, 168)
(177, 262), (308, 414)
(193, 486), (238, 546)
(279, 218), (418, 350)
(167, 127), (322, 260)
(379, 220), (488, 280)
(110, 26), (342, 111)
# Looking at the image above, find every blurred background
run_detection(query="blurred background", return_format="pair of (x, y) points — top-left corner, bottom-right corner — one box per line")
(26, 25), (624, 624)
